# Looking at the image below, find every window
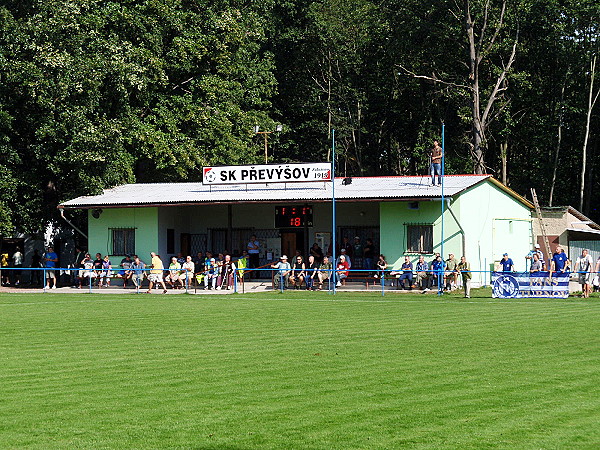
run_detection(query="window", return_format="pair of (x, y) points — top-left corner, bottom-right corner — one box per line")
(111, 228), (135, 255)
(167, 229), (175, 254)
(406, 224), (433, 253)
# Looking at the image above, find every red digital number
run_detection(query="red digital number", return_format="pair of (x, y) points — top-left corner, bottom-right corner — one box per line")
(290, 217), (301, 227)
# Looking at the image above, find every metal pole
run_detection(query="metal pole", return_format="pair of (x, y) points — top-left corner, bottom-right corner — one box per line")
(439, 123), (445, 296)
(43, 268), (47, 292)
(331, 129), (336, 296)
(264, 133), (268, 163)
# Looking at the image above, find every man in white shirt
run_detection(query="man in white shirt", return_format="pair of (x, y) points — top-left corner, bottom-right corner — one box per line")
(12, 247), (23, 286)
(574, 249), (593, 298)
(181, 255), (195, 288)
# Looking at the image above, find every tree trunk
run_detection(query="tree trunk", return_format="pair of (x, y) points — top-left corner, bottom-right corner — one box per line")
(500, 141), (508, 184)
(580, 55), (599, 212)
(549, 74), (567, 207)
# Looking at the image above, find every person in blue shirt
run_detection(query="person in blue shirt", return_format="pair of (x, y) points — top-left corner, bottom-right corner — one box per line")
(499, 253), (514, 272)
(44, 246), (59, 289)
(551, 245), (569, 274)
(431, 255), (445, 290)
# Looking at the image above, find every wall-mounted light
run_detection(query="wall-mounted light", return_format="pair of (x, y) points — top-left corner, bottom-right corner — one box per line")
(91, 209), (103, 219)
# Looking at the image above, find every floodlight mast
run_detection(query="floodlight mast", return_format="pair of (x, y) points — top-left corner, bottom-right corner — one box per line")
(254, 125), (283, 163)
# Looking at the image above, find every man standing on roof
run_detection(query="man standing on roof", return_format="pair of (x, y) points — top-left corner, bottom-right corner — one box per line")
(430, 140), (443, 186)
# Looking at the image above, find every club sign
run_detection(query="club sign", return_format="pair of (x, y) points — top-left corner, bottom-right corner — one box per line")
(202, 163), (332, 185)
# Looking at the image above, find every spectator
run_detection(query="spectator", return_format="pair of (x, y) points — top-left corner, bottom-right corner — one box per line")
(457, 256), (472, 298)
(445, 253), (458, 291)
(340, 237), (352, 257)
(375, 254), (388, 279)
(395, 256), (412, 290)
(176, 252), (185, 265)
(415, 255), (429, 290)
(271, 255), (291, 290)
(335, 254), (350, 287)
(430, 139), (443, 186)
(204, 257), (218, 290)
(574, 249), (593, 298)
(247, 235), (261, 269)
(93, 253), (103, 285)
(289, 255), (306, 290)
(193, 252), (205, 273)
(305, 255), (318, 290)
(530, 253), (543, 273)
(0, 250), (8, 286)
(363, 238), (375, 273)
(431, 255), (444, 290)
(309, 243), (324, 264)
(166, 256), (183, 289)
(217, 254), (236, 290)
(551, 245), (569, 274)
(43, 246), (59, 290)
(181, 255), (195, 288)
(99, 255), (112, 288)
(499, 253), (514, 272)
(11, 247), (23, 286)
(79, 253), (95, 288)
(130, 256), (146, 289)
(317, 256), (333, 290)
(352, 237), (364, 268)
(337, 248), (352, 269)
(117, 255), (134, 288)
(526, 244), (545, 270)
(147, 252), (167, 294)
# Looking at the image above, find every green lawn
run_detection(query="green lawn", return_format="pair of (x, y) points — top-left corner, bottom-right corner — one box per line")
(1, 290), (599, 448)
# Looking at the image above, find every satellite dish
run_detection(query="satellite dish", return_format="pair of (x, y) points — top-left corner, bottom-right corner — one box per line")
(91, 209), (103, 219)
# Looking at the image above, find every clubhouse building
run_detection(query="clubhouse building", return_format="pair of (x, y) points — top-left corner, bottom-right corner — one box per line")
(60, 172), (538, 286)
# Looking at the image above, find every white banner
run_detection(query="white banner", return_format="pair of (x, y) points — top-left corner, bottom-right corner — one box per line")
(202, 163), (332, 185)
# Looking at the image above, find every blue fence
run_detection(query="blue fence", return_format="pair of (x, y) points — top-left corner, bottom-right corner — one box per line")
(0, 267), (585, 298)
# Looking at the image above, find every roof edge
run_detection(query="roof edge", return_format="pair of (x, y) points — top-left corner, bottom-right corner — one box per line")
(486, 178), (534, 209)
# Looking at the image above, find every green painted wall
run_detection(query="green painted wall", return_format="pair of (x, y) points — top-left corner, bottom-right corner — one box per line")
(454, 181), (532, 277)
(87, 207), (159, 263)
(380, 200), (462, 270)
(380, 180), (532, 286)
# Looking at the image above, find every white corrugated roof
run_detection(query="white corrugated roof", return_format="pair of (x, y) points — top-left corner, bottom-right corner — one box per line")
(60, 175), (495, 208)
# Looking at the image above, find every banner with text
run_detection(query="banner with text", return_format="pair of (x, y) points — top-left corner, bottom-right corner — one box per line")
(202, 163), (332, 185)
(492, 271), (570, 299)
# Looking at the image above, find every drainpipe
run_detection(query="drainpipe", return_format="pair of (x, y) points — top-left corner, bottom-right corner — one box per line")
(445, 199), (466, 256)
(59, 209), (88, 240)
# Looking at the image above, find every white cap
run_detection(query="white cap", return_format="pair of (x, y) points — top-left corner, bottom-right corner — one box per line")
(535, 244), (540, 248)
(281, 255), (288, 260)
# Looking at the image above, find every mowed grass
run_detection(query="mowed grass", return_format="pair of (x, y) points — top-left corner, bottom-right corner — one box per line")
(1, 290), (599, 448)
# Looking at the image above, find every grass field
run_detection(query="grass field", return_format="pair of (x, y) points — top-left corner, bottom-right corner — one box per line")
(1, 290), (599, 448)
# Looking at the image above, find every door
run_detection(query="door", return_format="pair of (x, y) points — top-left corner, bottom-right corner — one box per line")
(281, 230), (305, 259)
(281, 232), (297, 259)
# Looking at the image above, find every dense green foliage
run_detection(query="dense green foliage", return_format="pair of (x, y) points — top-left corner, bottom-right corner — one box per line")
(1, 291), (600, 447)
(0, 0), (598, 233)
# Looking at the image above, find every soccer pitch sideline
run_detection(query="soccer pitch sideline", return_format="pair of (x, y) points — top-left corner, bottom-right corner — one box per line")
(1, 292), (599, 448)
